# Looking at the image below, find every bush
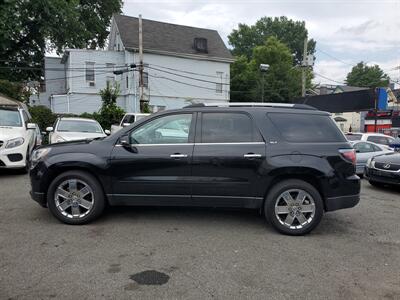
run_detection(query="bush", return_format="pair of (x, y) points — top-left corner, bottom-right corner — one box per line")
(28, 105), (57, 130)
(96, 104), (125, 130)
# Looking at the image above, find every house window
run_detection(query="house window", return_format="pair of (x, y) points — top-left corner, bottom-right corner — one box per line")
(85, 62), (95, 82)
(143, 72), (148, 88)
(216, 72), (223, 94)
(126, 75), (129, 89)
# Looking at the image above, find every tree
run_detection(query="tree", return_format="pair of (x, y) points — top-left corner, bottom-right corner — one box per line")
(97, 82), (125, 130)
(0, 0), (122, 84)
(230, 37), (307, 103)
(346, 62), (390, 88)
(228, 16), (316, 65)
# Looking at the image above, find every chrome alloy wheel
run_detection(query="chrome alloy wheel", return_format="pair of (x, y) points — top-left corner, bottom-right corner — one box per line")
(54, 179), (95, 219)
(274, 189), (316, 230)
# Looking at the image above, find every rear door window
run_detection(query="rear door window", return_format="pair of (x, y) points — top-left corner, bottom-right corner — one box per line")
(268, 113), (346, 143)
(366, 136), (392, 145)
(354, 142), (374, 153)
(201, 112), (261, 143)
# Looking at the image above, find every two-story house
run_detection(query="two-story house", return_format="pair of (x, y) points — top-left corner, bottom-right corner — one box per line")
(31, 15), (234, 114)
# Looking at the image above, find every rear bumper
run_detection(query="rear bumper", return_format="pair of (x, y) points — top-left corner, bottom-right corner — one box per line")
(29, 190), (47, 207)
(325, 194), (360, 212)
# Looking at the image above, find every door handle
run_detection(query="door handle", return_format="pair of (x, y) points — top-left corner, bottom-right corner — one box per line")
(170, 154), (188, 158)
(244, 153), (262, 158)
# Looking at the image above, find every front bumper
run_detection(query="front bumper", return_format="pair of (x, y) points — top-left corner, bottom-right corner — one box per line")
(364, 166), (400, 185)
(325, 194), (360, 211)
(0, 144), (27, 168)
(29, 191), (47, 207)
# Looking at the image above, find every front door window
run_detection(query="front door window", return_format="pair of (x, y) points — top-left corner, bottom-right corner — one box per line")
(130, 114), (192, 144)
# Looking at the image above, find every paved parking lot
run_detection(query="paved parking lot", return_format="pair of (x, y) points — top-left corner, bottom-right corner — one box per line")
(0, 171), (399, 300)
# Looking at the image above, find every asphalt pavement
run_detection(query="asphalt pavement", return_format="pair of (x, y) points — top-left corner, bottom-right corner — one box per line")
(0, 171), (399, 299)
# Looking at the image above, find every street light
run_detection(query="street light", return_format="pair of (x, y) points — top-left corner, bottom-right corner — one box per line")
(259, 64), (269, 103)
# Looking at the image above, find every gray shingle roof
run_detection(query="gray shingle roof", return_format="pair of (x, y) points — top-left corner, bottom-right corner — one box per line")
(114, 15), (233, 61)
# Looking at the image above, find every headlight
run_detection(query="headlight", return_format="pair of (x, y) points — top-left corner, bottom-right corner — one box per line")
(5, 137), (24, 149)
(366, 158), (375, 168)
(30, 148), (51, 168)
(53, 135), (66, 143)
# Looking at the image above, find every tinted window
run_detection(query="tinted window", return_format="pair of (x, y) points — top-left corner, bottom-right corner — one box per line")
(201, 113), (255, 143)
(268, 113), (346, 143)
(130, 114), (192, 144)
(345, 134), (362, 141)
(366, 136), (393, 145)
(57, 120), (103, 133)
(354, 142), (374, 153)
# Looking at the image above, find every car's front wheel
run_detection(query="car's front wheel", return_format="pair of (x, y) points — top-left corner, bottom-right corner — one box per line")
(47, 170), (105, 224)
(264, 179), (324, 235)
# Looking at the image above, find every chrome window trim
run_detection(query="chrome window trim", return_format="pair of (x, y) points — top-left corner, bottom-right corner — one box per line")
(116, 142), (266, 147)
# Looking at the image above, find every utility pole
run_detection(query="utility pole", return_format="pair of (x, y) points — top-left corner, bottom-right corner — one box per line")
(259, 64), (269, 103)
(138, 14), (144, 112)
(301, 37), (308, 97)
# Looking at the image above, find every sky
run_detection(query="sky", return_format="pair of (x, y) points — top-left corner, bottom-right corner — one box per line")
(123, 0), (400, 87)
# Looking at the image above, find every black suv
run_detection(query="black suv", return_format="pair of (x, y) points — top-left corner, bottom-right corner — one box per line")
(29, 103), (360, 235)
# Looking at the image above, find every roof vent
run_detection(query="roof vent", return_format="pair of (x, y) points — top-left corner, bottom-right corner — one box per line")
(194, 38), (208, 53)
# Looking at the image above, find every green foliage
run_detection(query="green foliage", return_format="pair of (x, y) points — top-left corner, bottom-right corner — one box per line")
(0, 0), (123, 82)
(142, 102), (151, 113)
(228, 16), (316, 65)
(99, 81), (120, 106)
(96, 104), (125, 130)
(346, 62), (390, 88)
(28, 105), (57, 130)
(0, 79), (30, 102)
(230, 37), (306, 103)
(97, 82), (125, 130)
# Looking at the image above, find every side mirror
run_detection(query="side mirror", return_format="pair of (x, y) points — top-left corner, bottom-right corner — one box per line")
(122, 123), (131, 127)
(46, 127), (54, 132)
(27, 123), (36, 130)
(104, 129), (111, 135)
(119, 135), (130, 146)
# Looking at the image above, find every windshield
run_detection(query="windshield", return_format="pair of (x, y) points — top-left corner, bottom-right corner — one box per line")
(57, 120), (103, 133)
(0, 108), (22, 127)
(345, 134), (362, 141)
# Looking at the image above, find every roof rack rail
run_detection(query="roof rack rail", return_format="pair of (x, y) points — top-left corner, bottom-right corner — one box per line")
(184, 102), (316, 110)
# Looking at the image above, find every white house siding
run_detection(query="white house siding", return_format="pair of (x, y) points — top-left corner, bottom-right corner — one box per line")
(334, 112), (361, 132)
(138, 52), (230, 110)
(49, 49), (230, 114)
(29, 57), (65, 108)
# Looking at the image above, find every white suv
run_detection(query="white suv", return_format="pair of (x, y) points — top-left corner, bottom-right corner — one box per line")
(0, 97), (37, 171)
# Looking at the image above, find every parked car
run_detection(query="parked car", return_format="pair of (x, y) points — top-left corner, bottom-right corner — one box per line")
(365, 152), (400, 187)
(0, 97), (37, 171)
(345, 132), (395, 148)
(350, 141), (393, 176)
(34, 124), (43, 147)
(47, 117), (109, 144)
(110, 113), (150, 135)
(29, 103), (360, 235)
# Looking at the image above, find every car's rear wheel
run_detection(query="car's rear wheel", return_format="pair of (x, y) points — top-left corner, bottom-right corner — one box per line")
(47, 170), (105, 224)
(264, 179), (324, 235)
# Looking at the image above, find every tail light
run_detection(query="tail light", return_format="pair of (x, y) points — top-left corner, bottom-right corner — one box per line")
(339, 149), (356, 165)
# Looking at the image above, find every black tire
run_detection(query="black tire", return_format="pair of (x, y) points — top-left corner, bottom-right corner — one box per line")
(369, 180), (385, 188)
(47, 170), (105, 225)
(264, 179), (324, 236)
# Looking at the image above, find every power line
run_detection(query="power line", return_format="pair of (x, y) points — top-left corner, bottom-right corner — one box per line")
(316, 48), (355, 67)
(147, 65), (229, 86)
(147, 63), (223, 79)
(313, 72), (346, 85)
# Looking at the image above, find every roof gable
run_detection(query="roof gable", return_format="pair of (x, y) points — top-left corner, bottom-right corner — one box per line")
(113, 15), (233, 61)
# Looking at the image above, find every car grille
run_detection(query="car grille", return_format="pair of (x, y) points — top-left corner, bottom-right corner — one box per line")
(374, 162), (400, 172)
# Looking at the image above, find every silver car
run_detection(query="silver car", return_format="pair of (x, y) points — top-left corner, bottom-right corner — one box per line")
(351, 141), (393, 176)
